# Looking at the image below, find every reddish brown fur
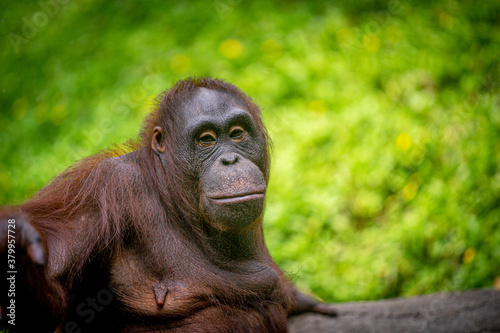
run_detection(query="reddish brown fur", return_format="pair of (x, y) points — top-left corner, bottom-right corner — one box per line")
(1, 77), (331, 333)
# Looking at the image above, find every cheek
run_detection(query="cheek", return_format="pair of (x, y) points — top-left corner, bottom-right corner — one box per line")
(239, 139), (268, 174)
(178, 142), (205, 178)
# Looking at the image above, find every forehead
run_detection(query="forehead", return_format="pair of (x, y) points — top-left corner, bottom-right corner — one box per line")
(180, 88), (248, 120)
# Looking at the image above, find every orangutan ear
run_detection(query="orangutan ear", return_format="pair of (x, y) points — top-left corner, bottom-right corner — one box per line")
(152, 126), (166, 154)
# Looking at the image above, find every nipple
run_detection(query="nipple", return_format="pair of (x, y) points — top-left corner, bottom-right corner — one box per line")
(152, 281), (168, 307)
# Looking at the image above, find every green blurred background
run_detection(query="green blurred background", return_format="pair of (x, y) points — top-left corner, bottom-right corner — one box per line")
(1, 0), (499, 302)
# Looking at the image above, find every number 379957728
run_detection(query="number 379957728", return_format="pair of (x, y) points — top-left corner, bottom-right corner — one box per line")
(7, 219), (16, 270)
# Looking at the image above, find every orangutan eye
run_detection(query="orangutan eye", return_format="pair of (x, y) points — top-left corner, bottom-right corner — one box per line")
(198, 131), (217, 147)
(229, 126), (247, 142)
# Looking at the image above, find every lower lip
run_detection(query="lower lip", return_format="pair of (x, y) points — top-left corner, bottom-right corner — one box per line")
(210, 193), (265, 204)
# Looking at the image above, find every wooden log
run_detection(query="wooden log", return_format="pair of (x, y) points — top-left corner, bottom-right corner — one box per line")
(288, 289), (500, 333)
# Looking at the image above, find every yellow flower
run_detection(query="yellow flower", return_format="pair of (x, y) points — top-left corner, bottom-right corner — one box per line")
(396, 132), (412, 151)
(219, 39), (243, 59)
(462, 248), (476, 264)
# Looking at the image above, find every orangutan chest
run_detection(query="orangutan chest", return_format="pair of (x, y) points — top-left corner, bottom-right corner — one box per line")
(109, 249), (282, 318)
(109, 251), (207, 317)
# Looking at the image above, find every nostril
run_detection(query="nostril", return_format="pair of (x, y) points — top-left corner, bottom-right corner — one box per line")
(221, 154), (239, 165)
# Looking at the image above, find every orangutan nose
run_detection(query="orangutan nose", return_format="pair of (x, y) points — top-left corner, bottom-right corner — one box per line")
(220, 153), (239, 166)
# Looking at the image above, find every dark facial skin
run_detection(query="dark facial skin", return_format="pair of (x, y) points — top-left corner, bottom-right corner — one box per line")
(177, 88), (268, 231)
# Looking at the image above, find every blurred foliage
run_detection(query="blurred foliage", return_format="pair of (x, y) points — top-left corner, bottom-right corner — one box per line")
(1, 0), (499, 302)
